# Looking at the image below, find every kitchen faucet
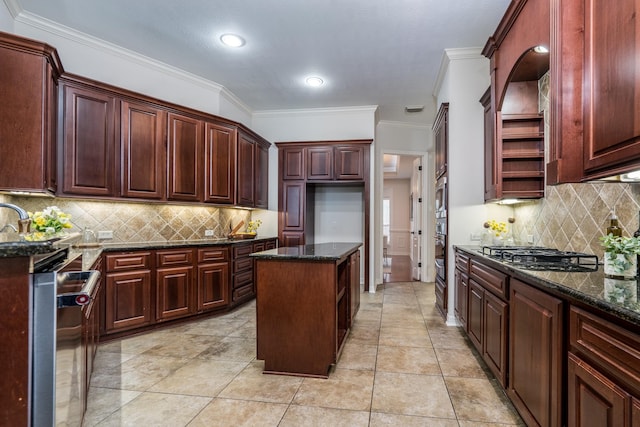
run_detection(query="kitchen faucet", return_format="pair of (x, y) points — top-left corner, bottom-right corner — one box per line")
(0, 203), (31, 233)
(0, 224), (18, 233)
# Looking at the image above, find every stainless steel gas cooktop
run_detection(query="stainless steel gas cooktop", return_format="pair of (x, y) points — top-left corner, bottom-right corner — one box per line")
(481, 246), (599, 272)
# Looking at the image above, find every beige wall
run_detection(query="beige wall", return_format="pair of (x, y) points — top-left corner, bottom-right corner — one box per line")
(1, 196), (252, 242)
(513, 182), (640, 257)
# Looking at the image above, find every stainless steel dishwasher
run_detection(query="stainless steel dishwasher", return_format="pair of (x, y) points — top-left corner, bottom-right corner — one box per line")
(31, 248), (100, 426)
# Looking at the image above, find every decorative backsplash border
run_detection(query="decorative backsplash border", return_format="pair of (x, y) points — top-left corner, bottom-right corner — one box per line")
(0, 195), (251, 243)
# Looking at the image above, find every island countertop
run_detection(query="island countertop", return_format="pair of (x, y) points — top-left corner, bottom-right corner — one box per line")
(250, 242), (362, 261)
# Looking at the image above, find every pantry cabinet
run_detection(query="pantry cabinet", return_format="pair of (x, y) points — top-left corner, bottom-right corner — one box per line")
(120, 100), (166, 200)
(0, 32), (62, 195)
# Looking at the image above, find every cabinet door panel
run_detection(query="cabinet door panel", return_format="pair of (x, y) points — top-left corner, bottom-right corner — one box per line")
(467, 280), (484, 352)
(168, 113), (203, 201)
(198, 262), (229, 311)
(455, 270), (469, 329)
(568, 353), (632, 427)
(281, 232), (304, 247)
(307, 147), (332, 180)
(156, 266), (194, 321)
(509, 278), (563, 427)
(583, 0), (640, 175)
(255, 141), (269, 208)
(62, 85), (118, 196)
(237, 132), (255, 206)
(334, 146), (364, 180)
(105, 270), (151, 332)
(205, 122), (236, 204)
(121, 101), (166, 199)
(434, 103), (448, 179)
(282, 147), (305, 180)
(484, 290), (508, 387)
(282, 182), (305, 230)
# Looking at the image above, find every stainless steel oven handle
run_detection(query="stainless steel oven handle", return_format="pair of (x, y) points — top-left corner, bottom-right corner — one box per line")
(56, 270), (100, 308)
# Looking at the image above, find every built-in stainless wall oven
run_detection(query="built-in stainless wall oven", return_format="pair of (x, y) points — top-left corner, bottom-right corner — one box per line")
(31, 247), (100, 426)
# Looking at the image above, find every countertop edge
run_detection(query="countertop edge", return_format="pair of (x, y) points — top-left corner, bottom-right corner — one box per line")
(455, 245), (639, 327)
(251, 242), (362, 261)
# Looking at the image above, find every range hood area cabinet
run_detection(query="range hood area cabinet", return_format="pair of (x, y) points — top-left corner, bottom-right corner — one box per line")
(58, 74), (269, 208)
(0, 32), (62, 195)
(548, 0), (640, 183)
(482, 0), (549, 202)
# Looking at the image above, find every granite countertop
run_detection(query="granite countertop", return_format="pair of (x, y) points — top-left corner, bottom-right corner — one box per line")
(455, 245), (640, 327)
(0, 232), (81, 258)
(251, 242), (362, 261)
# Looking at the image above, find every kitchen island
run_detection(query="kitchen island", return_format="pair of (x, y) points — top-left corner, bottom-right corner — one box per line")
(252, 242), (361, 378)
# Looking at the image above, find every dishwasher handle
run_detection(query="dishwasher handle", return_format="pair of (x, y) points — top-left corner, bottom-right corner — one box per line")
(57, 270), (101, 308)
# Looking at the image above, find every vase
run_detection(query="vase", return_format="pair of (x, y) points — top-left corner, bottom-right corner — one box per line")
(603, 252), (637, 278)
(604, 277), (638, 304)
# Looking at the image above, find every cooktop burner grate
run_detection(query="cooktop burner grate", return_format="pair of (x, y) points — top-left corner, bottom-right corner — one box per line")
(481, 246), (599, 272)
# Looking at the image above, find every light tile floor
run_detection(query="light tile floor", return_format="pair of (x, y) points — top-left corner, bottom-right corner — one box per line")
(84, 282), (524, 426)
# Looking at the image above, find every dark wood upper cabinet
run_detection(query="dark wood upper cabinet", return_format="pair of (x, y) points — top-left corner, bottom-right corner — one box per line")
(120, 100), (166, 199)
(255, 139), (269, 209)
(433, 103), (448, 180)
(280, 181), (305, 231)
(237, 131), (256, 207)
(480, 89), (498, 201)
(61, 81), (119, 197)
(549, 0), (640, 181)
(307, 147), (333, 180)
(0, 33), (62, 194)
(335, 145), (365, 180)
(167, 112), (203, 202)
(204, 122), (237, 204)
(282, 147), (305, 180)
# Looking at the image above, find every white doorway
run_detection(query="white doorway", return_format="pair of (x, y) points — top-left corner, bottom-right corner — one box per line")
(382, 154), (422, 283)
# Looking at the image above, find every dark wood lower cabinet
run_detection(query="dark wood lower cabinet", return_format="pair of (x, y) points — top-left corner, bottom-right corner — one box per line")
(483, 289), (508, 387)
(434, 275), (447, 319)
(454, 269), (468, 329)
(105, 269), (152, 332)
(156, 266), (194, 321)
(509, 278), (563, 427)
(568, 352), (633, 427)
(197, 262), (229, 311)
(467, 280), (484, 351)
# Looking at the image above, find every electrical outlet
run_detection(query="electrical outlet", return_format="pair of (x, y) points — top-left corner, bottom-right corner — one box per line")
(98, 230), (113, 240)
(204, 229), (214, 237)
(527, 234), (534, 244)
(470, 233), (481, 241)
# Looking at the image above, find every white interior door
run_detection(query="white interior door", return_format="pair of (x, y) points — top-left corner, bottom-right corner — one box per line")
(410, 158), (422, 280)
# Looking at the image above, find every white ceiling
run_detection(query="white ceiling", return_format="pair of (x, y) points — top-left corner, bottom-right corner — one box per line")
(14, 0), (510, 123)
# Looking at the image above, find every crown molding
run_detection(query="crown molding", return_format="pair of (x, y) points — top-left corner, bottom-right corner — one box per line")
(2, 0), (22, 18)
(433, 47), (484, 96)
(253, 105), (379, 118)
(12, 9), (253, 117)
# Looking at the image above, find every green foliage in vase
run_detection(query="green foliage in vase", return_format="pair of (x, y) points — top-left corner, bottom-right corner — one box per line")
(600, 234), (640, 272)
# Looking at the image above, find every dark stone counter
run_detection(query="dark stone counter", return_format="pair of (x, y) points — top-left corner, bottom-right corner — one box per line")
(455, 245), (639, 327)
(0, 232), (81, 258)
(250, 242), (361, 261)
(98, 236), (278, 252)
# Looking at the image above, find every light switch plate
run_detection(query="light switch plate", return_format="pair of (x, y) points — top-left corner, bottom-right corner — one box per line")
(98, 230), (113, 239)
(204, 230), (214, 237)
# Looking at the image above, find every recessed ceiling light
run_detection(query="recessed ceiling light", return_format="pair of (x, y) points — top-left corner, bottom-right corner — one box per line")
(533, 45), (549, 54)
(305, 76), (324, 87)
(220, 34), (245, 47)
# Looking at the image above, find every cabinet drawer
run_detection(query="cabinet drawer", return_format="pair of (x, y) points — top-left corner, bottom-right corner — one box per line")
(233, 244), (253, 258)
(156, 249), (193, 267)
(233, 283), (254, 301)
(106, 252), (151, 272)
(469, 260), (508, 299)
(197, 247), (229, 263)
(234, 270), (253, 288)
(570, 306), (640, 395)
(265, 239), (277, 250)
(253, 242), (266, 253)
(234, 257), (253, 273)
(455, 252), (470, 273)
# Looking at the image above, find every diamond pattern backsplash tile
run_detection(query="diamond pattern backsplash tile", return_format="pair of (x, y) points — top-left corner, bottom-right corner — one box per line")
(513, 182), (640, 257)
(1, 196), (252, 243)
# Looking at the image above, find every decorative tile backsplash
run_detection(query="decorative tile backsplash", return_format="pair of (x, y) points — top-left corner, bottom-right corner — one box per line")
(513, 182), (640, 256)
(0, 195), (251, 243)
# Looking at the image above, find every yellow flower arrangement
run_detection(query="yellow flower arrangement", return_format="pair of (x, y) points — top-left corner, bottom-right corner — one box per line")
(28, 206), (73, 234)
(484, 219), (508, 237)
(246, 219), (262, 233)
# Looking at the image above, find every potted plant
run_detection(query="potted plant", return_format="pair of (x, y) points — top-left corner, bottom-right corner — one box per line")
(600, 234), (640, 278)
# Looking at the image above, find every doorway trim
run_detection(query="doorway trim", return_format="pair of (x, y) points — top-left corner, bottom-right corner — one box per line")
(377, 149), (431, 287)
